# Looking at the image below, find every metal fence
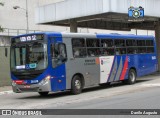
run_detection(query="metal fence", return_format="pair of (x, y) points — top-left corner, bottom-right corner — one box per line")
(0, 28), (43, 36)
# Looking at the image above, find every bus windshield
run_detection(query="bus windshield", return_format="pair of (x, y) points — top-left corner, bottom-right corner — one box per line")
(10, 42), (48, 72)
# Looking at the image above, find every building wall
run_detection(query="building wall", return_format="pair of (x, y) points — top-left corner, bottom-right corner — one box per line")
(0, 46), (10, 87)
(0, 0), (67, 33)
(0, 36), (10, 46)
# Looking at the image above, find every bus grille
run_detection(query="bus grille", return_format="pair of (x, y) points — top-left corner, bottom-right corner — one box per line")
(20, 88), (38, 92)
(12, 70), (43, 80)
(14, 74), (40, 80)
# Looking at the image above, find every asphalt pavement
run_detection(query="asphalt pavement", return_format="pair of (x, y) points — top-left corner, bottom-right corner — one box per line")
(0, 73), (160, 117)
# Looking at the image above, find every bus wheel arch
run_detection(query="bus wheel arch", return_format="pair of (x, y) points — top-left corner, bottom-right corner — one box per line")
(71, 73), (84, 95)
(124, 67), (137, 85)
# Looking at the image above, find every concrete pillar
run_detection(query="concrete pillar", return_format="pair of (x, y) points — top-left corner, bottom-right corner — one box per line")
(155, 21), (160, 71)
(70, 19), (77, 33)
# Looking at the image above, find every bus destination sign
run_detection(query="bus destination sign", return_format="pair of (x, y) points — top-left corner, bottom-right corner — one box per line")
(12, 34), (44, 43)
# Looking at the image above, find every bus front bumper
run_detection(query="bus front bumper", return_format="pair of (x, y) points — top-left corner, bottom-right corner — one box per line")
(12, 79), (52, 93)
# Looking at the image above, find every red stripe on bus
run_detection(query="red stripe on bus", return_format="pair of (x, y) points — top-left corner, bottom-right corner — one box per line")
(120, 56), (128, 80)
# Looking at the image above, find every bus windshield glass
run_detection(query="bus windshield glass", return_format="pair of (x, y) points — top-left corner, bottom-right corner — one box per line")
(10, 42), (48, 72)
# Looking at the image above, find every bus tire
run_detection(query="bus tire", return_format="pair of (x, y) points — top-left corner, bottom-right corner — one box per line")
(71, 75), (83, 95)
(38, 92), (49, 96)
(125, 69), (136, 84)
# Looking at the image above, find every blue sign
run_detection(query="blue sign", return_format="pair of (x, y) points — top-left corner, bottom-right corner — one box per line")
(25, 63), (37, 69)
(29, 63), (37, 69)
(25, 64), (30, 69)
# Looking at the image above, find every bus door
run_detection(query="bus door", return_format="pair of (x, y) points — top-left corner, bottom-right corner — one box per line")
(50, 37), (67, 91)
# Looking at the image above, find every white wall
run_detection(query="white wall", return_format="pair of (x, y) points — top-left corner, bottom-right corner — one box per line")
(0, 0), (67, 33)
(36, 0), (160, 23)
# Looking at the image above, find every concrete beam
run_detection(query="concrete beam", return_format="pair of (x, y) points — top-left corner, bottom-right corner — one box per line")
(51, 20), (156, 31)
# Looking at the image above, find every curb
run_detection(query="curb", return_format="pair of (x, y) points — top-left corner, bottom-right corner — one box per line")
(0, 90), (13, 95)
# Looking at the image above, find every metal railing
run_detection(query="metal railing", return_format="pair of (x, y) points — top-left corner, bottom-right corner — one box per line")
(0, 28), (43, 36)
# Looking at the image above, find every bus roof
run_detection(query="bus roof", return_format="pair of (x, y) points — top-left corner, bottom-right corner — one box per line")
(12, 32), (154, 40)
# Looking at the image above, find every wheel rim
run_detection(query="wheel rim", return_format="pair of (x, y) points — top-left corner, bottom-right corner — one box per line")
(75, 80), (81, 90)
(130, 71), (135, 82)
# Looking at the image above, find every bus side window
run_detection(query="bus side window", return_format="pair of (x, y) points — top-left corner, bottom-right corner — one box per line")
(146, 40), (154, 46)
(115, 39), (125, 47)
(101, 39), (113, 47)
(72, 38), (87, 58)
(51, 44), (58, 58)
(58, 43), (67, 62)
(51, 43), (67, 67)
(86, 38), (101, 57)
(126, 39), (136, 46)
(137, 40), (146, 54)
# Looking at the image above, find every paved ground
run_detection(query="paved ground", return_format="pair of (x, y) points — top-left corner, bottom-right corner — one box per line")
(0, 73), (160, 117)
(50, 86), (160, 109)
(0, 86), (12, 92)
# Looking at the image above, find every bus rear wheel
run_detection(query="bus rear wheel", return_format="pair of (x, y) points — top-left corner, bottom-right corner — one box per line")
(124, 69), (136, 85)
(71, 75), (83, 95)
(38, 92), (49, 96)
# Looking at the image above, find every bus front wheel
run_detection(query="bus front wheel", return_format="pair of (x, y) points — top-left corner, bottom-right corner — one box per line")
(124, 69), (136, 85)
(38, 92), (49, 96)
(71, 75), (83, 95)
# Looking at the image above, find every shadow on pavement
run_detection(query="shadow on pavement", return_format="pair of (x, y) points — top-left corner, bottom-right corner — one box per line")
(17, 78), (151, 100)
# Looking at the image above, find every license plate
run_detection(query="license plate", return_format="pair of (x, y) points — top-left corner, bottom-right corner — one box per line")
(24, 85), (31, 88)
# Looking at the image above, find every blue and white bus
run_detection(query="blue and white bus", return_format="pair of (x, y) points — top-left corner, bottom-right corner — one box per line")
(10, 32), (158, 96)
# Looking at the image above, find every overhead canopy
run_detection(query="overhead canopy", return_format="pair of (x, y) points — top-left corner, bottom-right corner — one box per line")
(35, 0), (160, 30)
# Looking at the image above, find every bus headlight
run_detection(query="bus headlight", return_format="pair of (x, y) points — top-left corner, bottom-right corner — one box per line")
(39, 75), (51, 86)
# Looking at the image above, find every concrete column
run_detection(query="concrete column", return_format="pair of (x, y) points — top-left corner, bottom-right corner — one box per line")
(70, 19), (77, 33)
(155, 21), (160, 71)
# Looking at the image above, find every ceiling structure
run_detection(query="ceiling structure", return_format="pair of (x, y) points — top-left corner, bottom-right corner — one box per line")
(35, 0), (160, 31)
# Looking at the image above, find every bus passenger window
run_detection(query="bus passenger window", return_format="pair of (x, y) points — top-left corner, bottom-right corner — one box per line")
(146, 40), (154, 46)
(147, 47), (154, 53)
(121, 48), (126, 54)
(72, 38), (87, 58)
(72, 38), (85, 47)
(115, 48), (126, 55)
(127, 48), (137, 54)
(74, 49), (80, 57)
(86, 38), (101, 57)
(116, 49), (120, 55)
(73, 48), (87, 57)
(86, 39), (100, 47)
(137, 40), (145, 46)
(87, 48), (100, 57)
(126, 40), (136, 46)
(101, 39), (113, 47)
(101, 48), (114, 56)
(138, 47), (146, 54)
(115, 39), (125, 47)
